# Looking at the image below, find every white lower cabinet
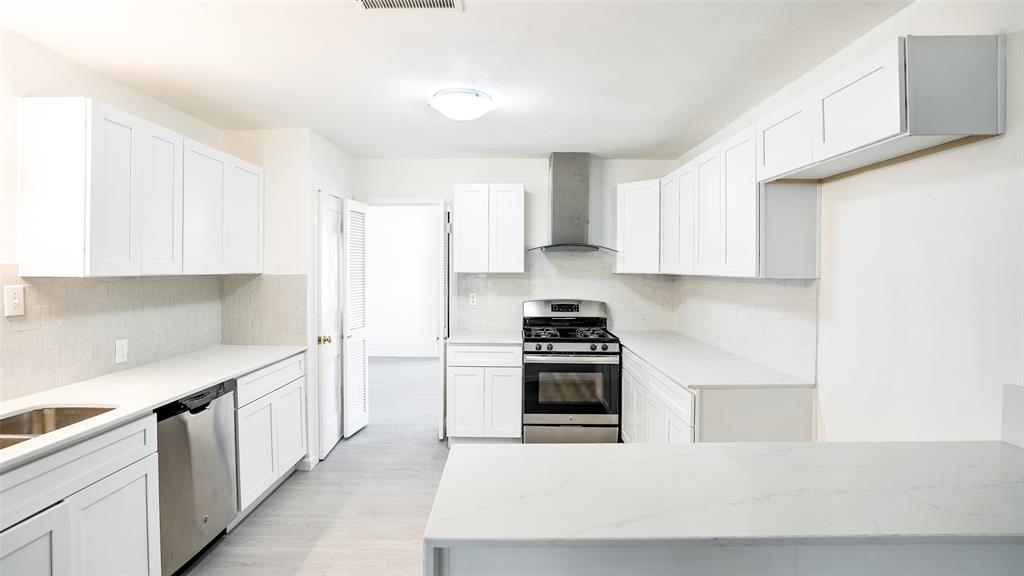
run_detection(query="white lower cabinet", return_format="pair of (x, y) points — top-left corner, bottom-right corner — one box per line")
(69, 453), (160, 575)
(621, 349), (694, 445)
(236, 365), (307, 512)
(446, 344), (523, 440)
(0, 501), (72, 575)
(0, 416), (160, 576)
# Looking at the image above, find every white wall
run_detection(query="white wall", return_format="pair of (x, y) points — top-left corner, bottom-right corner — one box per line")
(0, 27), (224, 265)
(817, 30), (1023, 441)
(367, 205), (440, 357)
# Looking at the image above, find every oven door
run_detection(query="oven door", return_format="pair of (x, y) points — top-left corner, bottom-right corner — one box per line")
(522, 354), (620, 424)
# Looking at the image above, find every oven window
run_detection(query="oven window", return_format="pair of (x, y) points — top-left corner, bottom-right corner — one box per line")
(538, 372), (605, 404)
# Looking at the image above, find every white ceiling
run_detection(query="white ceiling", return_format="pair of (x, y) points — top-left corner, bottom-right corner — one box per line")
(1, 0), (910, 159)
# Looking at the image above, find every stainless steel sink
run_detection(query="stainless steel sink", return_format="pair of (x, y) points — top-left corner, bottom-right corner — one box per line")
(0, 406), (116, 449)
(0, 436), (31, 449)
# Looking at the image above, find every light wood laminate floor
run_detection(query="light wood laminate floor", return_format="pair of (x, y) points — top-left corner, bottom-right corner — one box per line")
(185, 357), (448, 576)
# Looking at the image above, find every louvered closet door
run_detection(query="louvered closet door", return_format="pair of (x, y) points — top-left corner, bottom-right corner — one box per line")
(343, 199), (369, 437)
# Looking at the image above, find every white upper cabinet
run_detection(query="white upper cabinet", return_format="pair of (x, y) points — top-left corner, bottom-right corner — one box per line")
(19, 97), (262, 277)
(811, 38), (906, 162)
(720, 127), (758, 278)
(755, 96), (814, 182)
(225, 159), (264, 274)
(183, 139), (264, 275)
(659, 165), (696, 275)
(488, 184), (526, 273)
(183, 140), (228, 274)
(615, 179), (660, 274)
(453, 183), (524, 273)
(760, 35), (1004, 181)
(693, 148), (722, 276)
(139, 123), (184, 275)
(19, 98), (145, 277)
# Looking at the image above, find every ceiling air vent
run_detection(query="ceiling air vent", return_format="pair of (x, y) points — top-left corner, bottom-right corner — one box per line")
(355, 0), (463, 10)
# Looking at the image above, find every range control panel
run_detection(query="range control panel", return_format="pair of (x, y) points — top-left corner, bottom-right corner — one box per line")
(550, 303), (580, 313)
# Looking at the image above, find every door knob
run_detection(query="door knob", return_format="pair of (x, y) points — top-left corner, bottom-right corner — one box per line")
(318, 335), (333, 344)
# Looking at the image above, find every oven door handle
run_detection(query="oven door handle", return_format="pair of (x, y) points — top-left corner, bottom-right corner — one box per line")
(523, 355), (620, 365)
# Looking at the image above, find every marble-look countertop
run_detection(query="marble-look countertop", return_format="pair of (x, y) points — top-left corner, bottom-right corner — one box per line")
(616, 330), (811, 388)
(447, 329), (522, 346)
(424, 442), (1024, 546)
(0, 345), (305, 471)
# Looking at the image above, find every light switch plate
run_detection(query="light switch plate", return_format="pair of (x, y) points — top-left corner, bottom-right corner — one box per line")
(469, 293), (477, 306)
(115, 339), (129, 364)
(4, 285), (25, 317)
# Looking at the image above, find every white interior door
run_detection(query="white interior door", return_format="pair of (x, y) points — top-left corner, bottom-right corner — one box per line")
(343, 199), (370, 437)
(317, 192), (344, 459)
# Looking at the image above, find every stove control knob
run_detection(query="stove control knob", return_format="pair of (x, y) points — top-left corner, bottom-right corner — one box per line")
(546, 343), (554, 351)
(601, 344), (609, 351)
(590, 344), (597, 351)
(533, 343), (541, 351)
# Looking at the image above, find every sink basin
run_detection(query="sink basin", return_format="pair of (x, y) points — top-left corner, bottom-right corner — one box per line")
(0, 436), (31, 449)
(0, 406), (115, 436)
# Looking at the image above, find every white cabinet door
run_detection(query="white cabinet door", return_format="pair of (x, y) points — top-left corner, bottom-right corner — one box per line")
(666, 410), (693, 444)
(488, 184), (525, 273)
(225, 159), (264, 274)
(616, 179), (661, 274)
(646, 392), (668, 445)
(0, 501), (71, 576)
(88, 101), (143, 276)
(633, 383), (649, 444)
(676, 163), (696, 275)
(446, 367), (486, 437)
(659, 172), (680, 274)
(693, 147), (722, 275)
(720, 127), (758, 278)
(811, 38), (906, 162)
(183, 139), (227, 274)
(273, 378), (307, 472)
(139, 122), (184, 275)
(69, 452), (160, 576)
(453, 184), (489, 273)
(237, 394), (277, 510)
(755, 96), (814, 181)
(484, 367), (522, 438)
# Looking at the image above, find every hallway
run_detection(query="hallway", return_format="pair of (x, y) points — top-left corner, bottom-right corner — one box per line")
(186, 357), (448, 576)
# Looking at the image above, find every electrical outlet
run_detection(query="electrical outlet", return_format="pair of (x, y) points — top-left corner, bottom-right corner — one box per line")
(469, 293), (477, 306)
(4, 285), (25, 317)
(115, 339), (129, 364)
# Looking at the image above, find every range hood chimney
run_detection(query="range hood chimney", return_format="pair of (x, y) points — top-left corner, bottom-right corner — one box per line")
(540, 152), (609, 252)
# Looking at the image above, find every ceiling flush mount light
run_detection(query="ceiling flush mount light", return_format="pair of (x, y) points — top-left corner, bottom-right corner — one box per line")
(430, 88), (494, 121)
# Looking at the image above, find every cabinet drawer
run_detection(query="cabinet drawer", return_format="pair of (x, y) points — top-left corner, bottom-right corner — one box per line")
(446, 345), (521, 368)
(237, 353), (304, 407)
(0, 414), (156, 531)
(647, 366), (695, 427)
(621, 348), (647, 383)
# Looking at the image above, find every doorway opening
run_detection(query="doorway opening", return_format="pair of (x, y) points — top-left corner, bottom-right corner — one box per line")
(365, 201), (448, 437)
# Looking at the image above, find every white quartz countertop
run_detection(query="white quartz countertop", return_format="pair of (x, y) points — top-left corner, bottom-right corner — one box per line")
(447, 329), (522, 345)
(424, 442), (1024, 546)
(0, 345), (305, 471)
(616, 330), (812, 388)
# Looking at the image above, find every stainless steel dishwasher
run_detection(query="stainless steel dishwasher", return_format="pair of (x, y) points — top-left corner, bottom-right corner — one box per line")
(156, 381), (238, 575)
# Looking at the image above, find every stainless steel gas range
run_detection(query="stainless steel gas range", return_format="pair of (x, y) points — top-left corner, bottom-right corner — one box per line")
(521, 300), (621, 444)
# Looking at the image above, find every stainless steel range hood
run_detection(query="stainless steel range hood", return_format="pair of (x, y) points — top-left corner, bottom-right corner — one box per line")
(536, 152), (612, 252)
